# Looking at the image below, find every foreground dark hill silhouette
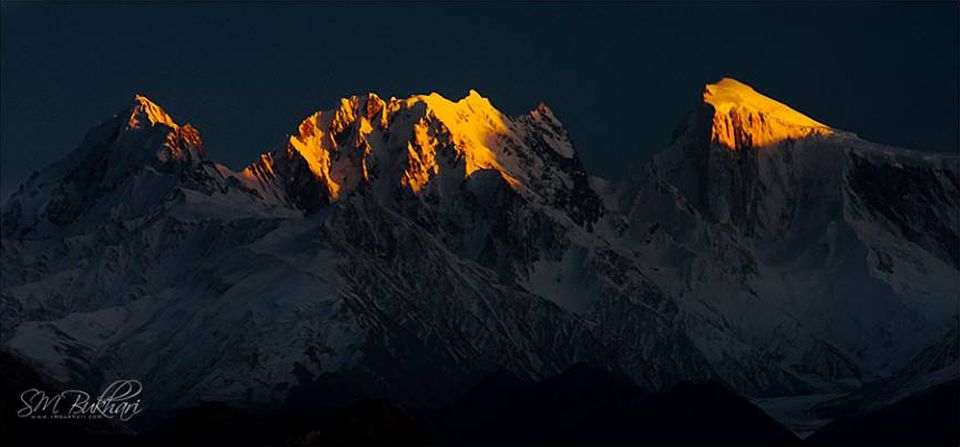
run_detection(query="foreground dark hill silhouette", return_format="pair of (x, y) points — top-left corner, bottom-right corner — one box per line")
(139, 366), (802, 446)
(0, 354), (796, 446)
(426, 364), (800, 445)
(807, 379), (960, 446)
(3, 352), (957, 445)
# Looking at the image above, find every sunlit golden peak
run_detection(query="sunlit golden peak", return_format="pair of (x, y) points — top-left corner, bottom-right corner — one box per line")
(128, 94), (178, 129)
(406, 89), (492, 107)
(464, 89), (495, 106)
(269, 88), (535, 201)
(403, 90), (505, 133)
(703, 78), (828, 128)
(703, 77), (833, 150)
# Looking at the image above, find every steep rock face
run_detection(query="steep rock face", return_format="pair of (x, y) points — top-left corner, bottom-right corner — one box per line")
(704, 78), (833, 152)
(241, 91), (603, 228)
(243, 91), (614, 303)
(314, 197), (618, 406)
(0, 97), (290, 346)
(615, 78), (959, 396)
(844, 149), (960, 271)
(0, 96), (274, 240)
(1, 81), (955, 428)
(0, 92), (713, 417)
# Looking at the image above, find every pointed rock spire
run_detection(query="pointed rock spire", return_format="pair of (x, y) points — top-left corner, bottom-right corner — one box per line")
(127, 94), (178, 129)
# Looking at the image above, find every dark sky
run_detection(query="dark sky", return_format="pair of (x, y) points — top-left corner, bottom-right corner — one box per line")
(2, 2), (958, 200)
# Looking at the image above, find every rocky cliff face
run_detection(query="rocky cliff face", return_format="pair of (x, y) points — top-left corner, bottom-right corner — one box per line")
(1, 80), (956, 428)
(240, 91), (602, 227)
(615, 78), (958, 395)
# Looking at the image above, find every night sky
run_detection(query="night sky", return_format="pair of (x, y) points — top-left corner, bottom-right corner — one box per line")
(2, 2), (957, 200)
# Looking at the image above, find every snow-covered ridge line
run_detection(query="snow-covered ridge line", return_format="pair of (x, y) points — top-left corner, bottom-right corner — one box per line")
(1, 78), (956, 435)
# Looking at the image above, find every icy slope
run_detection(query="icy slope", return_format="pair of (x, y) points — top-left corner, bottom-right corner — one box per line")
(1, 81), (956, 424)
(0, 93), (711, 416)
(614, 78), (959, 395)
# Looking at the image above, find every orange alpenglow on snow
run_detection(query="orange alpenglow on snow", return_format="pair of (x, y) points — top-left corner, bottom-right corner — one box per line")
(255, 89), (524, 202)
(128, 94), (179, 129)
(403, 89), (521, 189)
(703, 78), (833, 151)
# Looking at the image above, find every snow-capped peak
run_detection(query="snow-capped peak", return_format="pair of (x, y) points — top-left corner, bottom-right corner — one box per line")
(247, 89), (597, 215)
(703, 78), (833, 150)
(126, 94), (178, 129)
(400, 89), (519, 183)
(2, 84), (956, 434)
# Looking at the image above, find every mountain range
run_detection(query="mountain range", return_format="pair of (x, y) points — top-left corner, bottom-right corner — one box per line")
(1, 78), (957, 438)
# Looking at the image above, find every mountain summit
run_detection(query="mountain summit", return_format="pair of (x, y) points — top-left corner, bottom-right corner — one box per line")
(702, 78), (833, 150)
(241, 89), (602, 226)
(127, 94), (179, 129)
(620, 77), (958, 410)
(1, 81), (956, 436)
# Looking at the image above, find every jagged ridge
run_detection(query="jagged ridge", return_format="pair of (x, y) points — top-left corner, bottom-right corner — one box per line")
(1, 80), (956, 437)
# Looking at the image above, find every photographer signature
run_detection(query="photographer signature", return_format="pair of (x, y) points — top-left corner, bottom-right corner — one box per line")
(18, 379), (144, 422)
